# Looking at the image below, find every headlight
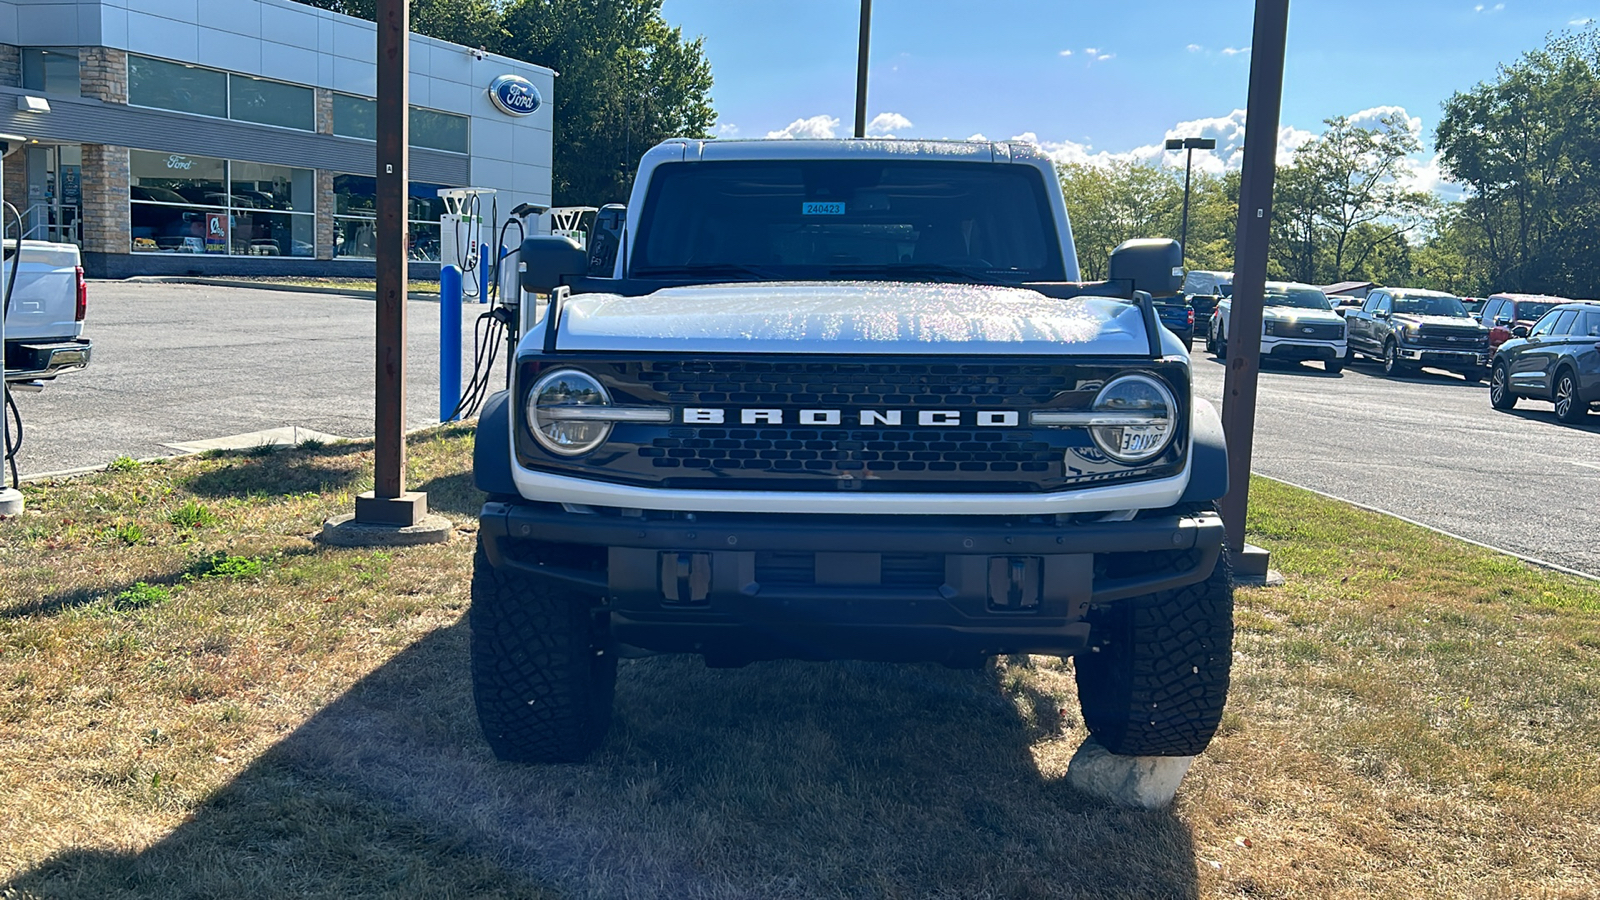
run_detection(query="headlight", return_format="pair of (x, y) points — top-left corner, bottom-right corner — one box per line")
(1087, 374), (1177, 464)
(1400, 323), (1419, 339)
(528, 369), (613, 456)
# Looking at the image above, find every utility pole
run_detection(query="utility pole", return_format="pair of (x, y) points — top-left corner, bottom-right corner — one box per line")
(0, 135), (25, 516)
(1165, 136), (1217, 263)
(324, 0), (448, 545)
(854, 0), (872, 138)
(1219, 0), (1290, 568)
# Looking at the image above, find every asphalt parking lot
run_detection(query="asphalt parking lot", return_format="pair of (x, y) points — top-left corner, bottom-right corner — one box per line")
(11, 283), (1599, 577)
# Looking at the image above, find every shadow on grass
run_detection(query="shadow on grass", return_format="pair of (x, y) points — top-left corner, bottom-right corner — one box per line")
(413, 471), (486, 518)
(183, 449), (367, 500)
(2, 623), (1200, 899)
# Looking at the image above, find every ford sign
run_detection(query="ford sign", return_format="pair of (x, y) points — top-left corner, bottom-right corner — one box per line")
(489, 74), (541, 117)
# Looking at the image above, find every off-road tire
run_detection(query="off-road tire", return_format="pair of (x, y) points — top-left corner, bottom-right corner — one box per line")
(1213, 325), (1227, 361)
(1075, 546), (1233, 757)
(469, 540), (617, 763)
(1382, 339), (1410, 377)
(1489, 361), (1518, 410)
(1554, 368), (1588, 423)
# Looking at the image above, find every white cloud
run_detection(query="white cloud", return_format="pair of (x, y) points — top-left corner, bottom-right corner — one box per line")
(766, 115), (841, 140)
(1572, 16), (1593, 24)
(1473, 2), (1504, 11)
(865, 111), (913, 138)
(1221, 46), (1250, 56)
(1096, 53), (1115, 62)
(967, 133), (989, 142)
(1059, 49), (1073, 56)
(716, 123), (740, 138)
(1187, 43), (1203, 52)
(1085, 47), (1098, 54)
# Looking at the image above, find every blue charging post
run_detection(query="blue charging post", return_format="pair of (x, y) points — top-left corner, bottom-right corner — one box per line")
(440, 265), (462, 421)
(479, 242), (491, 303)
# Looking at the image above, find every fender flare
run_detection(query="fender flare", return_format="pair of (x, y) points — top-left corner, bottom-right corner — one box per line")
(1178, 397), (1228, 505)
(473, 390), (520, 498)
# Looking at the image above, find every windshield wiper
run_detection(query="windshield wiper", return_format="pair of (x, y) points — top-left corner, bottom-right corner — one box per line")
(632, 263), (782, 280)
(829, 263), (999, 284)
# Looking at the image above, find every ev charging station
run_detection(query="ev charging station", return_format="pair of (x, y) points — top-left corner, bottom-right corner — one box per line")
(1, 133), (26, 516)
(439, 187), (495, 302)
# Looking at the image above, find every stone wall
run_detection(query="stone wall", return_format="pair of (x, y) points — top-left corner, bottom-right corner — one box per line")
(79, 48), (128, 103)
(80, 144), (130, 255)
(316, 170), (334, 259)
(315, 88), (333, 135)
(0, 44), (19, 89)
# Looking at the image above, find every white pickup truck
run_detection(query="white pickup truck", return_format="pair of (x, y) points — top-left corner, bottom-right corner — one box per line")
(3, 239), (92, 384)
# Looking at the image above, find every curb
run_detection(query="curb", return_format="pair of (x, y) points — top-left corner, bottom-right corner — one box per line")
(1256, 473), (1600, 584)
(120, 277), (443, 301)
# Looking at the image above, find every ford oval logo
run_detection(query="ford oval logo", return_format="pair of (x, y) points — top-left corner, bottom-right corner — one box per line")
(489, 74), (541, 117)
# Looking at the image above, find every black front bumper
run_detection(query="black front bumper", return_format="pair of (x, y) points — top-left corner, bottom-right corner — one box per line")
(478, 501), (1225, 664)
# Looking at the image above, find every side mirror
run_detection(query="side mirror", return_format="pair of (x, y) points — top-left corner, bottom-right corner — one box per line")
(519, 235), (587, 294)
(1108, 238), (1183, 298)
(1494, 316), (1511, 326)
(587, 204), (626, 276)
(1512, 325), (1531, 338)
(1375, 309), (1389, 319)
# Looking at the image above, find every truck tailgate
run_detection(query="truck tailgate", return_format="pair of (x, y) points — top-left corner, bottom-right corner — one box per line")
(3, 241), (82, 342)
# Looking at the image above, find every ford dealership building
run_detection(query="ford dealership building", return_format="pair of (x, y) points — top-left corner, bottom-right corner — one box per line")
(0, 0), (554, 277)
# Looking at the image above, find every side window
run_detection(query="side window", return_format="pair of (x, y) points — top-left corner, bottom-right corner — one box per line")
(1362, 293), (1382, 313)
(1377, 295), (1393, 315)
(1584, 310), (1600, 337)
(1530, 311), (1560, 337)
(1551, 310), (1579, 336)
(1482, 299), (1502, 323)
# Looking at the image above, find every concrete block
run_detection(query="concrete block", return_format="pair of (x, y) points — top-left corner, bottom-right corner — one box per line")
(1066, 738), (1194, 808)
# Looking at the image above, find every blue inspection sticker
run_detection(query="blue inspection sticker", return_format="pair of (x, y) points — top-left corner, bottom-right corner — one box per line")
(802, 201), (846, 215)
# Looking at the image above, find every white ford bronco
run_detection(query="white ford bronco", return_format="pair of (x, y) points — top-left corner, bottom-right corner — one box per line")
(471, 139), (1233, 763)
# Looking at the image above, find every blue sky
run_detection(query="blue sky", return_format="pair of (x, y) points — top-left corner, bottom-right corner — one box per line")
(659, 0), (1600, 192)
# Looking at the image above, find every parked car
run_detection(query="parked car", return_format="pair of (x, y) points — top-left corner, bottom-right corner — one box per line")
(1206, 281), (1347, 373)
(1154, 297), (1195, 350)
(1479, 293), (1570, 355)
(1488, 302), (1600, 422)
(1460, 296), (1487, 318)
(3, 239), (92, 385)
(1182, 270), (1232, 326)
(1325, 294), (1365, 318)
(1344, 287), (1489, 380)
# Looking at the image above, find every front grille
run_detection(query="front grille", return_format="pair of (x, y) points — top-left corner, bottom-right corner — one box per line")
(1413, 326), (1486, 350)
(516, 355), (1191, 493)
(755, 551), (946, 587)
(641, 427), (1055, 474)
(1277, 322), (1344, 340)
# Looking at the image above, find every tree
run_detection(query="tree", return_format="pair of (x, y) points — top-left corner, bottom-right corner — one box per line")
(295, 0), (505, 50)
(1436, 28), (1600, 296)
(499, 0), (716, 205)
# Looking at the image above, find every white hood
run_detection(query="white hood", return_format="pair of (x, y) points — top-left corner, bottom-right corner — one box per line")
(553, 282), (1151, 355)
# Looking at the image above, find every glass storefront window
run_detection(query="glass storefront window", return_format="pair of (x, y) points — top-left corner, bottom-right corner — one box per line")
(21, 48), (81, 96)
(411, 108), (470, 154)
(333, 94), (376, 141)
(333, 176), (457, 261)
(229, 75), (314, 131)
(131, 151), (315, 256)
(129, 56), (227, 119)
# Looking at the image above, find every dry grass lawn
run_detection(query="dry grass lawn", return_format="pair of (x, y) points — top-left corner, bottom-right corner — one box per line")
(1, 433), (1597, 899)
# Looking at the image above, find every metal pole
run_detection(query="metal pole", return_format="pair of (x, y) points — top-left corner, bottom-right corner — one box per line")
(1220, 0), (1290, 556)
(0, 141), (20, 516)
(354, 0), (424, 526)
(1180, 147), (1194, 263)
(440, 265), (462, 422)
(854, 0), (872, 138)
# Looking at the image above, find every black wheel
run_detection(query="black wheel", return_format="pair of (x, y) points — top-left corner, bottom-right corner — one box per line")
(1489, 361), (1518, 410)
(1325, 358), (1344, 375)
(1075, 546), (1233, 757)
(1382, 340), (1410, 377)
(469, 539), (616, 763)
(1183, 335), (1194, 352)
(1458, 368), (1486, 383)
(1213, 325), (1228, 361)
(1554, 368), (1588, 423)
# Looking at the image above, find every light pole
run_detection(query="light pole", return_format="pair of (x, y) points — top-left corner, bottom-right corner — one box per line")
(854, 0), (872, 138)
(1165, 136), (1217, 263)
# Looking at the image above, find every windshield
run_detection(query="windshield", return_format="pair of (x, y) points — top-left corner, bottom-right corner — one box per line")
(1512, 301), (1558, 322)
(632, 160), (1067, 282)
(1218, 284), (1233, 298)
(1393, 294), (1469, 317)
(1264, 286), (1332, 310)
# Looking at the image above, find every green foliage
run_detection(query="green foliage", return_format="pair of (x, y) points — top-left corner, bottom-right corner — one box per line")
(113, 582), (174, 610)
(189, 553), (265, 580)
(1058, 161), (1235, 278)
(107, 456), (142, 473)
(295, 0), (717, 207)
(110, 522), (147, 546)
(1434, 27), (1600, 297)
(168, 501), (219, 530)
